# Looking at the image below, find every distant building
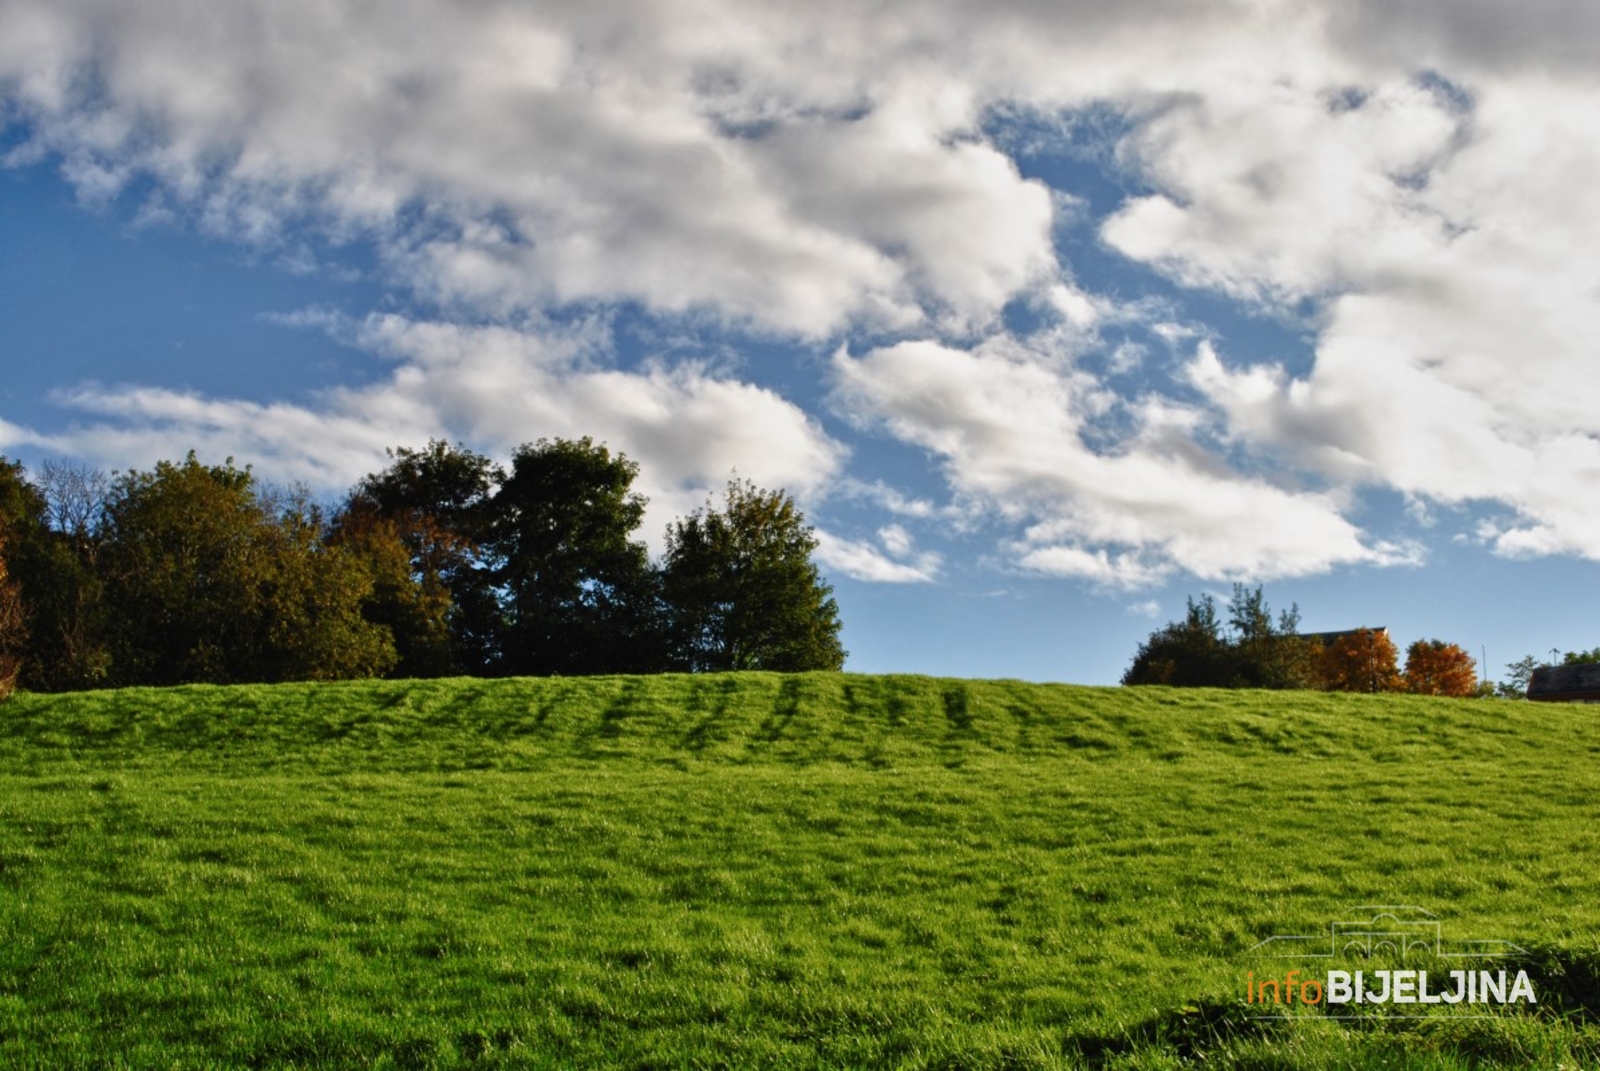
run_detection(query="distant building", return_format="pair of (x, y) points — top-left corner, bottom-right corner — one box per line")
(1528, 664), (1600, 703)
(1300, 627), (1387, 647)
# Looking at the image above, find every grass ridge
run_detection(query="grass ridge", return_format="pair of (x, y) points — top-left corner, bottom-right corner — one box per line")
(3, 672), (1590, 772)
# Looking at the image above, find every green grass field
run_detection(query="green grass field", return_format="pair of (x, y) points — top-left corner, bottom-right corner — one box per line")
(2, 674), (1598, 1069)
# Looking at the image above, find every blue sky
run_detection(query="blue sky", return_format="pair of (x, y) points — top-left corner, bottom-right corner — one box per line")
(3, 1), (1598, 684)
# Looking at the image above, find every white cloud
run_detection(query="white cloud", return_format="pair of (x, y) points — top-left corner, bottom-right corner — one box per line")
(878, 524), (915, 559)
(832, 338), (1398, 586)
(1017, 545), (1171, 590)
(34, 384), (410, 490)
(1126, 599), (1162, 619)
(1102, 77), (1466, 308)
(340, 315), (845, 521)
(4, 0), (1600, 582)
(1169, 76), (1600, 559)
(833, 479), (944, 521)
(1151, 322), (1203, 346)
(5, 315), (844, 547)
(0, 0), (1069, 337)
(1326, 1), (1600, 80)
(1046, 284), (1103, 329)
(813, 525), (942, 584)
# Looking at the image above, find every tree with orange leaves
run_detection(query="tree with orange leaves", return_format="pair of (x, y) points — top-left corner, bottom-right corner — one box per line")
(1403, 639), (1478, 697)
(0, 534), (24, 699)
(1321, 627), (1403, 693)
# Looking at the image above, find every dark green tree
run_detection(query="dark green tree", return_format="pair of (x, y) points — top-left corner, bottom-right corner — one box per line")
(661, 479), (845, 672)
(1497, 655), (1540, 698)
(1122, 594), (1231, 686)
(341, 440), (504, 674)
(492, 437), (664, 676)
(1227, 584), (1273, 644)
(256, 491), (399, 682)
(1226, 584), (1320, 689)
(100, 455), (266, 684)
(0, 459), (46, 535)
(1124, 586), (1319, 689)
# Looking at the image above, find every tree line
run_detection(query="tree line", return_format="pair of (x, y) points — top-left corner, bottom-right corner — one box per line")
(1122, 585), (1482, 696)
(0, 439), (845, 696)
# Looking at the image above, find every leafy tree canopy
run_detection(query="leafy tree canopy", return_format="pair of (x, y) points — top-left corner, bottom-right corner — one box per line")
(0, 518), (25, 699)
(493, 437), (661, 676)
(662, 479), (845, 673)
(1123, 585), (1317, 689)
(0, 457), (107, 691)
(1320, 628), (1403, 694)
(1121, 594), (1231, 687)
(100, 453), (393, 685)
(2, 443), (851, 690)
(339, 440), (503, 674)
(1403, 639), (1478, 697)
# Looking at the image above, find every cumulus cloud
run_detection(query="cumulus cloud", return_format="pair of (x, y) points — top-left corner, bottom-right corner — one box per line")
(1165, 77), (1600, 559)
(814, 524), (942, 584)
(3, 315), (844, 546)
(28, 384), (411, 490)
(0, 0), (1067, 336)
(1102, 77), (1468, 307)
(1327, 0), (1600, 79)
(337, 315), (845, 519)
(3, 0), (1600, 583)
(831, 338), (1399, 587)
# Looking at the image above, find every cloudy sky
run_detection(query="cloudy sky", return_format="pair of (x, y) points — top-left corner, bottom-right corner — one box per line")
(3, 0), (1597, 683)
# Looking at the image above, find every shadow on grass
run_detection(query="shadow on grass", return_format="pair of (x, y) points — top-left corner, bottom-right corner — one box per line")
(682, 675), (737, 752)
(943, 684), (974, 734)
(1071, 997), (1283, 1066)
(760, 676), (803, 742)
(598, 678), (644, 739)
(1507, 944), (1600, 1021)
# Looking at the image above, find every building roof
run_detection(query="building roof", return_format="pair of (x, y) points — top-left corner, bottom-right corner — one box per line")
(1528, 663), (1600, 702)
(1300, 627), (1387, 647)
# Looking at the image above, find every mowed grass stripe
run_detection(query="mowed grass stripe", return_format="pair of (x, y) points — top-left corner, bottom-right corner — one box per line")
(0, 673), (1583, 768)
(2, 675), (1599, 1068)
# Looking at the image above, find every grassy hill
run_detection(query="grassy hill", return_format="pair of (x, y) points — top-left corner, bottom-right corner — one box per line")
(2, 674), (1598, 1068)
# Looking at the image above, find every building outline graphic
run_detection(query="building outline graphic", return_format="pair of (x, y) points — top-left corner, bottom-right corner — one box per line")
(1247, 905), (1526, 961)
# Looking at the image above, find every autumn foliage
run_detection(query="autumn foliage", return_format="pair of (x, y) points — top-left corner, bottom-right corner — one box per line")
(0, 534), (24, 699)
(1403, 639), (1478, 697)
(1319, 627), (1403, 693)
